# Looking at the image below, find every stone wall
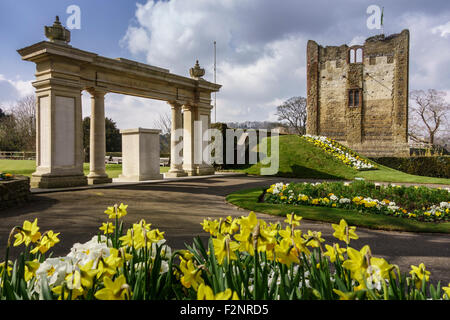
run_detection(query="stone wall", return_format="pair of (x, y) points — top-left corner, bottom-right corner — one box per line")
(0, 176), (31, 209)
(306, 30), (410, 157)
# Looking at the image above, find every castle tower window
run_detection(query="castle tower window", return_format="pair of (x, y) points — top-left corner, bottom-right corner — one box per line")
(349, 49), (356, 63)
(348, 89), (362, 107)
(356, 48), (363, 63)
(348, 47), (363, 64)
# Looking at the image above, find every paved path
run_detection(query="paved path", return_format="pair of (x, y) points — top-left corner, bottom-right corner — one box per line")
(1, 175), (449, 285)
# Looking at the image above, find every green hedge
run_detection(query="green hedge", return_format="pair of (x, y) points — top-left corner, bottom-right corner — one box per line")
(370, 156), (450, 179)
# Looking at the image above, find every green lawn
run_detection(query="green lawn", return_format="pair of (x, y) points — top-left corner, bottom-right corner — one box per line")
(226, 187), (450, 234)
(237, 135), (450, 185)
(0, 159), (169, 178)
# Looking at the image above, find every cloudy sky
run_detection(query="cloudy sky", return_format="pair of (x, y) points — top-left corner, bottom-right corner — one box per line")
(0, 0), (449, 129)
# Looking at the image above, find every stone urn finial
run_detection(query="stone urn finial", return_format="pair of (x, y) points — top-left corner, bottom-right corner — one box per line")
(45, 16), (71, 45)
(189, 60), (205, 80)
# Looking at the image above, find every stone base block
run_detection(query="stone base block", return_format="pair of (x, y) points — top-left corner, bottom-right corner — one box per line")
(115, 174), (164, 182)
(87, 176), (113, 185)
(31, 174), (87, 189)
(164, 170), (188, 178)
(183, 166), (215, 176)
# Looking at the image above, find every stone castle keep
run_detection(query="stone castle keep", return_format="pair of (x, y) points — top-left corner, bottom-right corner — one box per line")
(306, 30), (410, 157)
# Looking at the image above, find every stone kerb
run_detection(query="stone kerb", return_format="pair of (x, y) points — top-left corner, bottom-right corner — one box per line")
(0, 175), (31, 209)
(116, 128), (164, 182)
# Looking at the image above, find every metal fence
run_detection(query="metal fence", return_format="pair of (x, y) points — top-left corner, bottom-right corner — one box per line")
(0, 151), (36, 160)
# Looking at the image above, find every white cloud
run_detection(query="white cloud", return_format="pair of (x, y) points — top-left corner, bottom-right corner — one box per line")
(0, 74), (34, 108)
(396, 13), (450, 91)
(431, 21), (450, 37)
(120, 0), (307, 123)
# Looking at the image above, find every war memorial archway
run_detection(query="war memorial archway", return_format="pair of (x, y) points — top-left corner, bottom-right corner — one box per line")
(17, 17), (221, 188)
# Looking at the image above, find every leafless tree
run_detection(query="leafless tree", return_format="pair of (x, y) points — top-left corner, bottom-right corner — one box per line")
(153, 112), (171, 135)
(409, 89), (449, 145)
(275, 96), (307, 135)
(0, 95), (36, 151)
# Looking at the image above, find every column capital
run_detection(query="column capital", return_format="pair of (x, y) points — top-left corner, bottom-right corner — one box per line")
(86, 87), (108, 98)
(167, 100), (183, 109)
(182, 102), (196, 112)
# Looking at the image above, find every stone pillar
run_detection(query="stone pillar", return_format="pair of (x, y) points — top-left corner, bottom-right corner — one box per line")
(31, 84), (87, 188)
(165, 102), (187, 178)
(116, 128), (163, 182)
(182, 103), (215, 176)
(196, 106), (215, 175)
(182, 104), (196, 176)
(87, 89), (112, 185)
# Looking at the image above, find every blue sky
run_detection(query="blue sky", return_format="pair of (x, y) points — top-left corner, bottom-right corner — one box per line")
(0, 0), (144, 79)
(0, 0), (449, 130)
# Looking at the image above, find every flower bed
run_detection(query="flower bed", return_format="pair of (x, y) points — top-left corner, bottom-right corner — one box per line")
(0, 172), (14, 181)
(264, 181), (450, 222)
(1, 204), (450, 300)
(302, 135), (376, 170)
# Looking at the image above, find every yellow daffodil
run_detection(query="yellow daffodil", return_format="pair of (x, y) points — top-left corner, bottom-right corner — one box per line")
(234, 228), (254, 254)
(178, 249), (194, 261)
(24, 259), (40, 282)
(443, 284), (450, 299)
(146, 228), (165, 243)
(303, 230), (325, 248)
(324, 244), (346, 263)
(78, 260), (99, 289)
(30, 230), (60, 254)
(238, 211), (258, 232)
(332, 219), (358, 245)
(94, 274), (131, 300)
(254, 223), (277, 253)
(197, 284), (239, 300)
(52, 284), (84, 300)
(119, 225), (145, 249)
(409, 263), (430, 289)
(220, 216), (240, 235)
(342, 245), (371, 284)
(212, 234), (239, 264)
(179, 258), (204, 290)
(0, 261), (13, 277)
(104, 203), (128, 219)
(370, 257), (395, 280)
(97, 248), (122, 278)
(333, 289), (357, 300)
(13, 218), (41, 247)
(284, 213), (302, 227)
(201, 219), (220, 236)
(99, 222), (115, 235)
(275, 238), (299, 266)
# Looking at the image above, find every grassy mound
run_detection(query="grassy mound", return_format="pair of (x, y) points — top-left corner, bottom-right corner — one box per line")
(239, 135), (450, 185)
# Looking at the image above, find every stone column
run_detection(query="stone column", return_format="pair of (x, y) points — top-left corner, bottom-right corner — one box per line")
(182, 104), (196, 175)
(87, 89), (112, 185)
(165, 101), (187, 177)
(182, 103), (215, 176)
(31, 84), (87, 188)
(196, 106), (215, 175)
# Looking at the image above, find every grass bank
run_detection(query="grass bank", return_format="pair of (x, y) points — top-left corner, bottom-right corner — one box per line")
(237, 135), (450, 185)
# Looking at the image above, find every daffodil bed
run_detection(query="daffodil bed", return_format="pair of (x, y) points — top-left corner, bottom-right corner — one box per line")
(302, 135), (376, 170)
(1, 204), (450, 300)
(264, 181), (450, 223)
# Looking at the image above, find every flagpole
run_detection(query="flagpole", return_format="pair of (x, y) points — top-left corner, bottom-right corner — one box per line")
(214, 40), (217, 123)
